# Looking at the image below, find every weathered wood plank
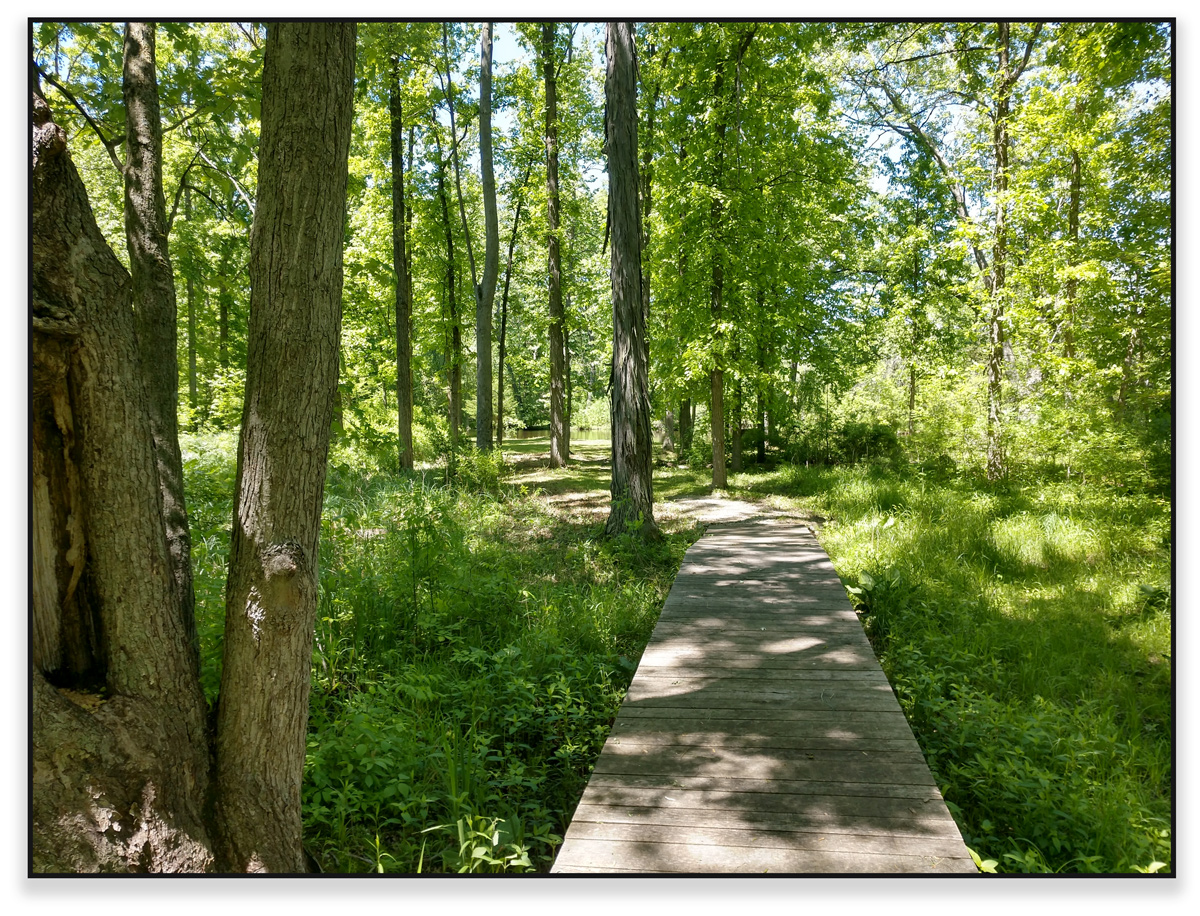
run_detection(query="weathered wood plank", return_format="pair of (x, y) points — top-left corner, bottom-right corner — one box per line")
(567, 801), (967, 839)
(550, 520), (975, 875)
(561, 819), (974, 860)
(575, 781), (952, 817)
(590, 752), (938, 786)
(553, 837), (975, 873)
(610, 712), (918, 740)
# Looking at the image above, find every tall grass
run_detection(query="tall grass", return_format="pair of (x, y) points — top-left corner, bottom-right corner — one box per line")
(738, 462), (1172, 873)
(183, 430), (696, 872)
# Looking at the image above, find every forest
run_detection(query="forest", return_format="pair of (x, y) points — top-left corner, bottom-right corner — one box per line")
(30, 20), (1171, 875)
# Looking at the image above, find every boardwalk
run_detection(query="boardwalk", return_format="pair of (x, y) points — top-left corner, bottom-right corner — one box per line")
(551, 519), (977, 874)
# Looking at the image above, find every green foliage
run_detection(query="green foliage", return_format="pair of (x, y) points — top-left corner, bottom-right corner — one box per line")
(185, 434), (691, 872)
(769, 463), (1172, 874)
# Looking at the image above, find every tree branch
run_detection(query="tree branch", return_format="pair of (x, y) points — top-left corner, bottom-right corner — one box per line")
(34, 62), (123, 173)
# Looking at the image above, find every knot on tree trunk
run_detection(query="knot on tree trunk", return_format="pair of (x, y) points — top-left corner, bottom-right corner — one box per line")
(32, 91), (67, 164)
(256, 541), (312, 629)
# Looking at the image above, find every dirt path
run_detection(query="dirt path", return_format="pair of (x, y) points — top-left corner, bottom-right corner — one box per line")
(502, 440), (805, 531)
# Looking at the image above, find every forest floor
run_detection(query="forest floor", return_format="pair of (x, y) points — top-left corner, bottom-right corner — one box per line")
(502, 435), (810, 527)
(182, 429), (1172, 874)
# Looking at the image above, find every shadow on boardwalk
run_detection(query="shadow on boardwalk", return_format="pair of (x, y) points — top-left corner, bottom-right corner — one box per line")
(552, 520), (978, 874)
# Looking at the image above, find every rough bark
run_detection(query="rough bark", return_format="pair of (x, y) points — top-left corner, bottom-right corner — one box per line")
(544, 23), (568, 467)
(215, 22), (355, 873)
(604, 21), (659, 540)
(680, 397), (692, 452)
(123, 21), (197, 657)
(32, 87), (213, 872)
(476, 22), (499, 450)
(390, 59), (414, 470)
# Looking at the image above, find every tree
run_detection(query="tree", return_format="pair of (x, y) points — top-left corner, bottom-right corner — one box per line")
(857, 22), (1043, 479)
(214, 21), (356, 873)
(476, 22), (500, 450)
(543, 23), (569, 467)
(32, 81), (214, 873)
(604, 21), (658, 539)
(121, 22), (196, 655)
(390, 52), (415, 470)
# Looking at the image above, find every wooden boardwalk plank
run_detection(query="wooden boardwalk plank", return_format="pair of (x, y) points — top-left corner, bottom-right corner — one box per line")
(551, 519), (976, 875)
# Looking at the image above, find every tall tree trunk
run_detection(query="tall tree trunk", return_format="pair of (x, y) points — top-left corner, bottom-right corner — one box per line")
(496, 169), (529, 447)
(604, 21), (658, 540)
(1064, 142), (1081, 361)
(33, 86), (213, 872)
(680, 397), (692, 452)
(640, 44), (660, 372)
(986, 23), (1013, 481)
(434, 142), (462, 446)
(123, 22), (196, 658)
(476, 22), (499, 450)
(711, 367), (726, 488)
(543, 23), (568, 467)
(183, 188), (198, 429)
(731, 373), (743, 473)
(390, 57), (414, 470)
(215, 22), (355, 873)
(908, 364), (918, 438)
(756, 331), (767, 464)
(218, 277), (229, 370)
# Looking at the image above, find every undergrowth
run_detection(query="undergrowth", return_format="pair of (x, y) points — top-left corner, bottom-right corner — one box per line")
(735, 461), (1172, 874)
(182, 430), (695, 873)
(183, 430), (1172, 874)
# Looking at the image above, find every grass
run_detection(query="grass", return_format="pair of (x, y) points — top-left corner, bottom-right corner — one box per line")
(181, 431), (1172, 874)
(733, 461), (1173, 874)
(183, 430), (702, 873)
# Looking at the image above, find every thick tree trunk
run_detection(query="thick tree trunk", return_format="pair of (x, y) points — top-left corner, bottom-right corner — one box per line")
(604, 21), (659, 540)
(122, 21), (197, 659)
(544, 23), (568, 467)
(390, 60), (414, 470)
(215, 22), (355, 873)
(476, 22), (499, 450)
(32, 87), (213, 872)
